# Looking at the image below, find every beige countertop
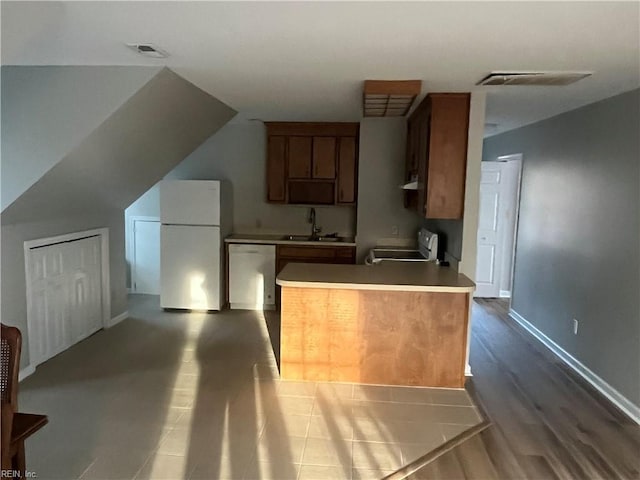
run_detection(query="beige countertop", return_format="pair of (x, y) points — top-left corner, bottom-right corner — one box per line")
(276, 262), (475, 293)
(225, 233), (356, 247)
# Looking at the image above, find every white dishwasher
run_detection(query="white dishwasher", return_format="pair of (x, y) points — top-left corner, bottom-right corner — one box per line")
(228, 244), (276, 310)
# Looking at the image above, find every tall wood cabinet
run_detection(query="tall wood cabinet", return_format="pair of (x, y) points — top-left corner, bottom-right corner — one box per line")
(266, 122), (359, 205)
(404, 93), (470, 219)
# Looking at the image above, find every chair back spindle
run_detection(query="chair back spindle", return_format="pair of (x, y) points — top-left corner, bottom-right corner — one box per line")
(0, 324), (21, 409)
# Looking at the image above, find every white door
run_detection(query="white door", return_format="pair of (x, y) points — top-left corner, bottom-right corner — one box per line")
(68, 236), (103, 343)
(28, 235), (103, 366)
(30, 245), (69, 363)
(132, 219), (161, 294)
(160, 225), (221, 310)
(475, 163), (504, 297)
(475, 158), (522, 298)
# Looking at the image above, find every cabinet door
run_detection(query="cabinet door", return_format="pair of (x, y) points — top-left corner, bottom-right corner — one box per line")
(312, 137), (337, 179)
(288, 136), (312, 178)
(426, 94), (470, 219)
(267, 136), (287, 202)
(337, 137), (357, 204)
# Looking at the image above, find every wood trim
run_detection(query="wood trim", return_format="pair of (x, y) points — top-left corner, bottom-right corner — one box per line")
(265, 122), (359, 137)
(383, 420), (492, 480)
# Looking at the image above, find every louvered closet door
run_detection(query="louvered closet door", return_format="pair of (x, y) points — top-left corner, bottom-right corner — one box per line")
(30, 245), (70, 364)
(68, 236), (103, 343)
(28, 235), (103, 366)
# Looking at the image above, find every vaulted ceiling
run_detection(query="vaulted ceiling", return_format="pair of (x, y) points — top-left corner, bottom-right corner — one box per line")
(2, 1), (639, 136)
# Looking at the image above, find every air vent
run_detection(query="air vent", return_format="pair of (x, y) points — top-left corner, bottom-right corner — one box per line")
(363, 80), (422, 117)
(126, 43), (169, 59)
(477, 71), (592, 86)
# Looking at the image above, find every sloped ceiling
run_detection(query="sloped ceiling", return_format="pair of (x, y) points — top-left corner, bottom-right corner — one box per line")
(1, 65), (161, 209)
(1, 67), (236, 225)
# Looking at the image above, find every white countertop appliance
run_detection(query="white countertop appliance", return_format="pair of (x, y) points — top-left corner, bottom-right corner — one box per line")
(160, 180), (229, 310)
(366, 228), (438, 265)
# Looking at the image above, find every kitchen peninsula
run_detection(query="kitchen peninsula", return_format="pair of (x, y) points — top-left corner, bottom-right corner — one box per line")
(276, 262), (475, 388)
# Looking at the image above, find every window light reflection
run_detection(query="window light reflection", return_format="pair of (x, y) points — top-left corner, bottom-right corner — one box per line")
(189, 272), (208, 310)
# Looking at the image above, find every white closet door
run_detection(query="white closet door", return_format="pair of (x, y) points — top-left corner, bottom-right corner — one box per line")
(27, 235), (103, 366)
(68, 236), (103, 343)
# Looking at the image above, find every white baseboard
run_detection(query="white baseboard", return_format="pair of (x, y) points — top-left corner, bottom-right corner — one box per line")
(19, 364), (35, 382)
(509, 309), (640, 424)
(499, 290), (511, 298)
(105, 310), (129, 328)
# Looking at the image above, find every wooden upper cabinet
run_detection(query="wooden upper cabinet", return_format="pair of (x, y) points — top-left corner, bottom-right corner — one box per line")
(267, 136), (287, 202)
(266, 122), (359, 205)
(337, 137), (357, 204)
(312, 137), (337, 179)
(426, 94), (469, 219)
(288, 137), (312, 178)
(405, 93), (470, 219)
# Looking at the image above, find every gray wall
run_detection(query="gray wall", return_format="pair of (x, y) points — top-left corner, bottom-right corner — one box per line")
(1, 66), (236, 368)
(356, 118), (423, 261)
(1, 66), (160, 210)
(483, 88), (640, 407)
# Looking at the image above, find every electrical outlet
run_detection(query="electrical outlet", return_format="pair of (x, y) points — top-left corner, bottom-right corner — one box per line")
(391, 225), (399, 236)
(573, 318), (579, 335)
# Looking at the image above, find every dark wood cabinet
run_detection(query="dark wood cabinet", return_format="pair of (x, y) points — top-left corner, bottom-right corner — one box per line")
(337, 137), (357, 204)
(267, 136), (287, 202)
(312, 137), (337, 179)
(405, 93), (470, 219)
(275, 243), (356, 309)
(288, 136), (313, 178)
(265, 122), (359, 205)
(276, 245), (356, 275)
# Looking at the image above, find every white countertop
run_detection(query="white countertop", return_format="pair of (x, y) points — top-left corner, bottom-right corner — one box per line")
(276, 262), (475, 293)
(225, 233), (356, 247)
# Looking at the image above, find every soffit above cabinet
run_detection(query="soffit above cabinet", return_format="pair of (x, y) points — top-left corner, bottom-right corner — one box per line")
(363, 80), (422, 117)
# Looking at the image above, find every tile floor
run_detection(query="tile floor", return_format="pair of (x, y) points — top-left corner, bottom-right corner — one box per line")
(20, 295), (482, 480)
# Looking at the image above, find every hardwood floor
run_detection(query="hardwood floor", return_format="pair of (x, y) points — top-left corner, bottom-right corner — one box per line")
(407, 299), (640, 480)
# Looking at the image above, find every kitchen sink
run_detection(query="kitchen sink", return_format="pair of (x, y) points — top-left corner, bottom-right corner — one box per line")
(281, 235), (345, 242)
(282, 235), (313, 241)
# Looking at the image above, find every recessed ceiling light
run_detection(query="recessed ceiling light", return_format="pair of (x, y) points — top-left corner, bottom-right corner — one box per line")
(126, 43), (169, 59)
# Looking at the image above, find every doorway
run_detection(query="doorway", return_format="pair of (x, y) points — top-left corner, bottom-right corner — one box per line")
(475, 154), (522, 298)
(130, 217), (161, 295)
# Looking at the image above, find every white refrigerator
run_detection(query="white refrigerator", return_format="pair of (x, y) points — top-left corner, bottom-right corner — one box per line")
(160, 180), (228, 310)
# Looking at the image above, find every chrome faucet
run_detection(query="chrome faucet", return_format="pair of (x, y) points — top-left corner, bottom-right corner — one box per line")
(309, 208), (322, 239)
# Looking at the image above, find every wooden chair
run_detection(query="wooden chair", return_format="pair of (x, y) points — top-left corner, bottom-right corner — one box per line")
(1, 324), (48, 473)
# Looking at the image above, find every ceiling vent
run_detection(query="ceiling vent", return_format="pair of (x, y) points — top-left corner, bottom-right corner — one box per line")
(363, 80), (422, 117)
(477, 71), (592, 86)
(126, 43), (169, 59)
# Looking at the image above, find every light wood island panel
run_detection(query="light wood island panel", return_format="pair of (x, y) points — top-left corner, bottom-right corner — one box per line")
(280, 286), (470, 388)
